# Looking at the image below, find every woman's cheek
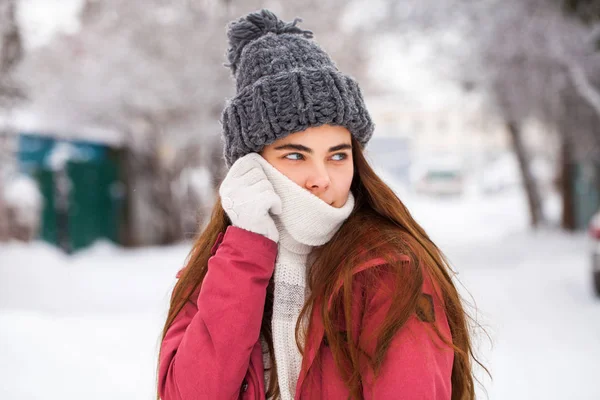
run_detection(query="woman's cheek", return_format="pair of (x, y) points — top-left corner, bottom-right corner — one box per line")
(333, 168), (353, 195)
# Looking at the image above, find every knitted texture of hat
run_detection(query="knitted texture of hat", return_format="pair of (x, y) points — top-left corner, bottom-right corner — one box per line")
(221, 9), (375, 167)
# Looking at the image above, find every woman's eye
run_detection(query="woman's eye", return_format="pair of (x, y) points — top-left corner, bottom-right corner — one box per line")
(285, 153), (304, 161)
(331, 153), (347, 161)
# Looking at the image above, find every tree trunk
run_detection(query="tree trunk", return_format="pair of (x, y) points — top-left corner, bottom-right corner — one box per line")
(0, 0), (24, 107)
(0, 0), (24, 242)
(507, 121), (545, 228)
(0, 0), (22, 75)
(560, 136), (576, 230)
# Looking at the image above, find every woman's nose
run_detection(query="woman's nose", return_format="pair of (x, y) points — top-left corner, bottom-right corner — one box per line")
(305, 165), (330, 194)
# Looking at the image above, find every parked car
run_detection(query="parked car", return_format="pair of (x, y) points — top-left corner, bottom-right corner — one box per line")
(590, 210), (600, 297)
(414, 168), (464, 197)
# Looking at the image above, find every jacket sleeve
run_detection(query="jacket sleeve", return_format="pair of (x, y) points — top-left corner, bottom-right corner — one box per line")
(359, 267), (455, 400)
(158, 226), (278, 400)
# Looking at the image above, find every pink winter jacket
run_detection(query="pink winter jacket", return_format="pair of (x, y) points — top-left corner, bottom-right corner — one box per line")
(158, 226), (454, 399)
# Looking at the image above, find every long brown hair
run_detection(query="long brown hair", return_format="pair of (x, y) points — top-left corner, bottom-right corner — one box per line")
(157, 137), (487, 399)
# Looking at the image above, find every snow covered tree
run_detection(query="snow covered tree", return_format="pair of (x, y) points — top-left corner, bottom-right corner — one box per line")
(0, 0), (22, 102)
(555, 0), (600, 229)
(477, 0), (599, 228)
(0, 0), (28, 242)
(15, 0), (228, 244)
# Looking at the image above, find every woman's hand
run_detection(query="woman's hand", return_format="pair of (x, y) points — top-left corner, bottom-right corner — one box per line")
(219, 153), (282, 243)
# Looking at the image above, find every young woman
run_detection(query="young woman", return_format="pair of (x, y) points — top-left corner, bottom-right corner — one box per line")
(158, 9), (483, 400)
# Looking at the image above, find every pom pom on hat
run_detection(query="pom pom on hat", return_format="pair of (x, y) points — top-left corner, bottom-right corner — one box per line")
(225, 9), (313, 76)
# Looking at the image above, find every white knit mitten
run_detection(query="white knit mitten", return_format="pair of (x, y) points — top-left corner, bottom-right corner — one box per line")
(219, 153), (283, 243)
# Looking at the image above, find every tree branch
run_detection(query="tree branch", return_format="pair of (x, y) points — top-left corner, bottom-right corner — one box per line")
(565, 59), (600, 118)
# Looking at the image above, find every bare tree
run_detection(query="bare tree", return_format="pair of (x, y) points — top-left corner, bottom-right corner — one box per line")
(555, 0), (600, 229)
(477, 0), (599, 228)
(0, 0), (25, 241)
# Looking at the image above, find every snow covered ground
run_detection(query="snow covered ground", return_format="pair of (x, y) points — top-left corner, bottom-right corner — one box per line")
(1, 185), (599, 399)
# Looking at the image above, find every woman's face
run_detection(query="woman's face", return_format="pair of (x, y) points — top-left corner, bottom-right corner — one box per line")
(260, 124), (354, 208)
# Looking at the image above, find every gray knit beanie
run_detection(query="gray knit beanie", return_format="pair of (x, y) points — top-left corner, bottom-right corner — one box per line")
(220, 9), (375, 167)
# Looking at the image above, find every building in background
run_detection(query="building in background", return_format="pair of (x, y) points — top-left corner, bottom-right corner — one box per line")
(16, 132), (130, 252)
(365, 94), (511, 195)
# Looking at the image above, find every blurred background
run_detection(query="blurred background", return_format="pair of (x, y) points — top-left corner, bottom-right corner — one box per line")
(0, 0), (599, 398)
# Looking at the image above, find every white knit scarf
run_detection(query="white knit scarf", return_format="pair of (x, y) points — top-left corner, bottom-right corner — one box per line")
(257, 159), (355, 399)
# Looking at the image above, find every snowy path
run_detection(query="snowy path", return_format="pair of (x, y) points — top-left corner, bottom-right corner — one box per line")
(1, 188), (599, 399)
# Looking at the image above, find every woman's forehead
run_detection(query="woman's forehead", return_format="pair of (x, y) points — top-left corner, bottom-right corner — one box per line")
(274, 125), (352, 146)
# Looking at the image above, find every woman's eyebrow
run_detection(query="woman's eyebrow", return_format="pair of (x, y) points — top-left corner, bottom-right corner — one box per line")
(273, 143), (352, 153)
(274, 143), (313, 153)
(328, 144), (352, 152)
